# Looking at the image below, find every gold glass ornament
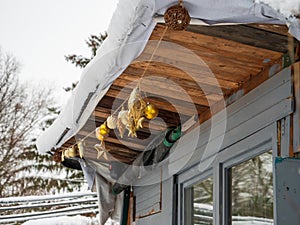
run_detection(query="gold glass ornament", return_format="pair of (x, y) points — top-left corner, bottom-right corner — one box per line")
(64, 146), (77, 158)
(99, 123), (110, 137)
(95, 127), (105, 141)
(144, 103), (159, 119)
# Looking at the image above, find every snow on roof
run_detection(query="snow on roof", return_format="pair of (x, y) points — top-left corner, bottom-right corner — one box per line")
(37, 0), (300, 153)
(256, 0), (299, 19)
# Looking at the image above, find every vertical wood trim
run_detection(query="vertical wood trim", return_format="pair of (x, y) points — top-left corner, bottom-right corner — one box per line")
(280, 117), (291, 157)
(172, 176), (178, 225)
(293, 62), (300, 153)
(223, 167), (232, 225)
(213, 163), (223, 225)
(184, 187), (194, 225)
(273, 121), (280, 157)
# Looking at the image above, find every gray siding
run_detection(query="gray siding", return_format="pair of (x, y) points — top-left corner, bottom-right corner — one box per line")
(133, 67), (293, 225)
(134, 178), (173, 225)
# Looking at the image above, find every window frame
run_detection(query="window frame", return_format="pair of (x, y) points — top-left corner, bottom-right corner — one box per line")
(176, 66), (293, 225)
(182, 169), (214, 225)
(177, 123), (277, 225)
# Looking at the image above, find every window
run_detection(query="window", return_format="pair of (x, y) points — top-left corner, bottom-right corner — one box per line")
(228, 151), (274, 224)
(185, 177), (213, 225)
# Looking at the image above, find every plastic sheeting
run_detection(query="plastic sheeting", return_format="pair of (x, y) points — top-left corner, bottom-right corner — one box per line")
(94, 172), (123, 225)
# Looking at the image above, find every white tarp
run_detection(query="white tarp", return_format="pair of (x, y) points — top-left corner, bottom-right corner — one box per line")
(37, 0), (300, 153)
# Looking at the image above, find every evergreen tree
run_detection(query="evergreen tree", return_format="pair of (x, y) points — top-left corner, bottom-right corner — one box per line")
(63, 33), (107, 92)
(65, 33), (107, 69)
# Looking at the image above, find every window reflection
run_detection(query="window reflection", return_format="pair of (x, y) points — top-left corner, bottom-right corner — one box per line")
(193, 177), (213, 225)
(230, 151), (274, 224)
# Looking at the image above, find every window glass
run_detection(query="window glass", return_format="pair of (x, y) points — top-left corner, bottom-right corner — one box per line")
(190, 177), (213, 225)
(194, 177), (213, 225)
(230, 151), (273, 224)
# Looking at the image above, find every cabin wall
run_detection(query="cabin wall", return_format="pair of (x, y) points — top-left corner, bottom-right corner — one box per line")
(171, 66), (293, 172)
(132, 65), (295, 225)
(134, 178), (174, 225)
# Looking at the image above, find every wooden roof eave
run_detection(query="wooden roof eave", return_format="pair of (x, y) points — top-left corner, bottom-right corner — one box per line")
(60, 23), (294, 164)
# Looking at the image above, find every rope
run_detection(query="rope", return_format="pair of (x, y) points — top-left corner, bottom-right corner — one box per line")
(111, 26), (168, 115)
(138, 25), (168, 98)
(59, 25), (169, 151)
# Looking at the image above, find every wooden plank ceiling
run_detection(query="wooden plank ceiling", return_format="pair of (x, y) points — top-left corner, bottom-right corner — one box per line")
(61, 23), (293, 164)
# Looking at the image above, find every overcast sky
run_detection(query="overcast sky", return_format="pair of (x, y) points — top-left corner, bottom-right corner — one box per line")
(0, 0), (118, 105)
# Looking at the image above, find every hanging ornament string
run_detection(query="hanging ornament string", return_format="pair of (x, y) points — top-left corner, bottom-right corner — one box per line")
(60, 129), (96, 151)
(138, 25), (168, 91)
(99, 25), (168, 118)
(101, 25), (168, 120)
(57, 1), (192, 160)
(114, 25), (168, 138)
(58, 25), (169, 152)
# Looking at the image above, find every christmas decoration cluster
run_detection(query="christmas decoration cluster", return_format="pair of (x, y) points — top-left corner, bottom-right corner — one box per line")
(58, 0), (190, 162)
(94, 87), (159, 159)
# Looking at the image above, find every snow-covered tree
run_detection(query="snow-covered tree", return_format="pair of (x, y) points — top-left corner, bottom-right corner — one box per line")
(65, 33), (107, 69)
(0, 50), (83, 197)
(231, 151), (273, 219)
(192, 151), (273, 222)
(63, 33), (107, 93)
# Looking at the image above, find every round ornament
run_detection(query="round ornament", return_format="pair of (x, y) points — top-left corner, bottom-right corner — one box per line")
(144, 103), (159, 120)
(107, 115), (117, 129)
(95, 127), (105, 141)
(164, 3), (191, 31)
(118, 110), (129, 126)
(99, 123), (110, 136)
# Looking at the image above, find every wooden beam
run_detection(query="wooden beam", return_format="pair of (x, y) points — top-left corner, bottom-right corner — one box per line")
(103, 86), (208, 116)
(139, 43), (257, 83)
(125, 62), (239, 91)
(77, 130), (146, 151)
(151, 25), (283, 64)
(186, 24), (289, 53)
(199, 56), (283, 123)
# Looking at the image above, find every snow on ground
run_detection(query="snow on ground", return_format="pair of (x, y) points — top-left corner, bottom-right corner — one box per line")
(0, 191), (95, 203)
(21, 215), (96, 225)
(21, 215), (118, 225)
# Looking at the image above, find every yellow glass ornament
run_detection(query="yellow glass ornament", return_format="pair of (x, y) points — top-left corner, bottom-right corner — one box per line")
(144, 103), (159, 119)
(95, 127), (105, 141)
(99, 123), (110, 136)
